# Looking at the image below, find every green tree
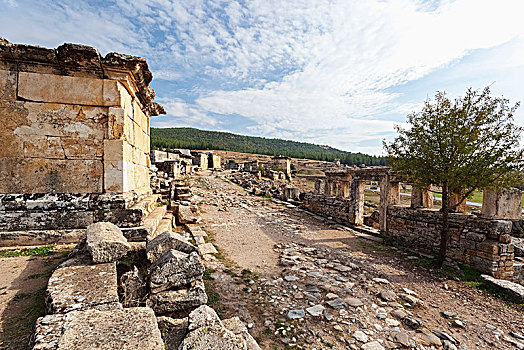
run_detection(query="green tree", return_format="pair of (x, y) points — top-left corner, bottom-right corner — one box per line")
(384, 87), (524, 267)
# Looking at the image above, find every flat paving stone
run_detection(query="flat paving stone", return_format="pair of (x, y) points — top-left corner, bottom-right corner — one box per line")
(32, 307), (164, 350)
(46, 263), (120, 314)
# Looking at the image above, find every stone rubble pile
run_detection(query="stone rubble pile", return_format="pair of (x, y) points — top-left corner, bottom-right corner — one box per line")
(30, 218), (260, 349)
(241, 242), (524, 350)
(31, 222), (165, 349)
(176, 305), (262, 350)
(146, 231), (207, 314)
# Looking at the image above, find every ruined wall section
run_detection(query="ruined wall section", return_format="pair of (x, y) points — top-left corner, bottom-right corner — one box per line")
(0, 39), (165, 242)
(0, 39), (164, 196)
(385, 206), (514, 280)
(303, 193), (354, 224)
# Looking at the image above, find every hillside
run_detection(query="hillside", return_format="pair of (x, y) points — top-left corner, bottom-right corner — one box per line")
(151, 127), (386, 166)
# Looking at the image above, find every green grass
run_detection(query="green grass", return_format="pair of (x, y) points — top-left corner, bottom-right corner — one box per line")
(416, 259), (524, 310)
(203, 268), (216, 281)
(0, 246), (55, 258)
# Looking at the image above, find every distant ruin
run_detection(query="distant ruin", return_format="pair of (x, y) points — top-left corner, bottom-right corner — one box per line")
(0, 39), (165, 246)
(305, 166), (521, 281)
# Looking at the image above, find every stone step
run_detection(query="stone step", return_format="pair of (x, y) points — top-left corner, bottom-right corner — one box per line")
(130, 194), (162, 218)
(143, 206), (168, 238)
(153, 213), (175, 238)
(121, 205), (168, 242)
(186, 224), (207, 237)
(31, 307), (164, 350)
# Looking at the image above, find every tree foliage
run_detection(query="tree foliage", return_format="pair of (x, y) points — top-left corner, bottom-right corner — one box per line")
(384, 87), (524, 267)
(151, 127), (386, 166)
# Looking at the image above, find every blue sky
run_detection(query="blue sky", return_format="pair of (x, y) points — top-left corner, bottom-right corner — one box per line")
(1, 0), (523, 155)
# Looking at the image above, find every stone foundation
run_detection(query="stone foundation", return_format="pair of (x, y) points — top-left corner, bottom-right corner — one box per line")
(303, 193), (352, 223)
(0, 39), (165, 244)
(385, 206), (514, 280)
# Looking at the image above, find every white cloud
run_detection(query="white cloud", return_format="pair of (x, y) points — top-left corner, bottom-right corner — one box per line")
(1, 0), (523, 154)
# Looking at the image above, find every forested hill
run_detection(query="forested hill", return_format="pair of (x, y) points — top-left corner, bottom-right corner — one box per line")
(151, 127), (386, 166)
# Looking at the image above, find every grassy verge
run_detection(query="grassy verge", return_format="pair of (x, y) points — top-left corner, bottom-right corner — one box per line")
(0, 248), (71, 350)
(0, 246), (55, 258)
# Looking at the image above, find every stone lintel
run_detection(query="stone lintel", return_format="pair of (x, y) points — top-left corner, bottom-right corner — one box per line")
(0, 38), (164, 116)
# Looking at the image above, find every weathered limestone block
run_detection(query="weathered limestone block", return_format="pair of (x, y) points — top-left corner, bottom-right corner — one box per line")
(223, 317), (262, 350)
(146, 230), (197, 261)
(482, 188), (522, 220)
(86, 222), (130, 263)
(180, 306), (246, 350)
(481, 274), (524, 303)
(198, 242), (218, 255)
(449, 189), (467, 213)
(175, 204), (200, 224)
(46, 262), (120, 314)
(149, 279), (207, 314)
(120, 265), (148, 307)
(0, 158), (103, 194)
(0, 65), (16, 100)
(31, 307), (164, 350)
(149, 250), (205, 292)
(0, 228), (86, 247)
(157, 316), (189, 350)
(284, 186), (301, 201)
(411, 186), (433, 209)
(18, 71), (120, 106)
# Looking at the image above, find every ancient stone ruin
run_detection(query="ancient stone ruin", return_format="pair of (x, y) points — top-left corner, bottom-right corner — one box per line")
(304, 166), (521, 282)
(0, 38), (168, 247)
(0, 39), (260, 350)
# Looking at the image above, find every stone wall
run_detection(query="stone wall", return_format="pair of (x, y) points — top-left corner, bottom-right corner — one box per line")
(385, 206), (514, 280)
(303, 193), (353, 223)
(0, 39), (164, 241)
(0, 38), (164, 197)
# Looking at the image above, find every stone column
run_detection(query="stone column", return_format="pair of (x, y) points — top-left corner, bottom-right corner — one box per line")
(349, 180), (366, 225)
(481, 188), (522, 219)
(339, 180), (350, 198)
(314, 179), (325, 195)
(411, 185), (434, 209)
(379, 177), (400, 232)
(325, 180), (333, 196)
(450, 188), (466, 213)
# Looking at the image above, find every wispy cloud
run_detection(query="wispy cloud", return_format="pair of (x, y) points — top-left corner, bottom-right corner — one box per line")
(1, 0), (523, 154)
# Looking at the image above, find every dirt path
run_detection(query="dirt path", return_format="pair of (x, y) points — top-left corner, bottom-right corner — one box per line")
(193, 173), (524, 350)
(0, 247), (71, 350)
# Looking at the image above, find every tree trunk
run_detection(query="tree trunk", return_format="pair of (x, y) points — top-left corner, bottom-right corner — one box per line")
(437, 182), (449, 268)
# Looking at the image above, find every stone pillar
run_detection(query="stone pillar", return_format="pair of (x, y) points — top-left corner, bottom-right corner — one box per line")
(325, 180), (332, 196)
(339, 181), (350, 198)
(314, 179), (325, 195)
(481, 188), (522, 220)
(411, 186), (434, 209)
(450, 189), (466, 213)
(349, 180), (366, 225)
(379, 177), (400, 232)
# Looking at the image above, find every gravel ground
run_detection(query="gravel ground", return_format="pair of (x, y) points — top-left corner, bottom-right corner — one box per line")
(193, 172), (524, 350)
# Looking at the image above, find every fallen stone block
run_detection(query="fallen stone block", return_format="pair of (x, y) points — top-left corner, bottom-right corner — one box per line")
(223, 317), (262, 350)
(149, 279), (207, 314)
(481, 274), (524, 303)
(149, 250), (205, 292)
(198, 242), (218, 255)
(120, 265), (148, 307)
(86, 222), (130, 263)
(186, 224), (207, 237)
(188, 305), (223, 331)
(147, 230), (196, 262)
(46, 262), (120, 314)
(175, 204), (199, 224)
(157, 316), (189, 350)
(180, 305), (246, 350)
(31, 307), (164, 350)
